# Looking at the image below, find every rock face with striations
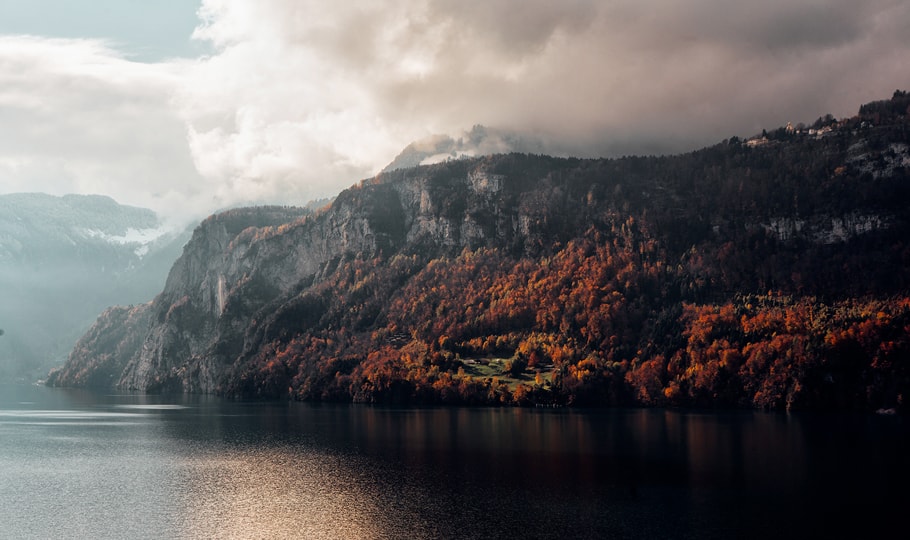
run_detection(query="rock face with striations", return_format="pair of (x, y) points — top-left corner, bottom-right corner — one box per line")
(48, 206), (307, 391)
(49, 164), (535, 392)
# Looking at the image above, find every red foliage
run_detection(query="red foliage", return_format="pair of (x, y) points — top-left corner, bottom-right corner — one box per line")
(228, 225), (910, 411)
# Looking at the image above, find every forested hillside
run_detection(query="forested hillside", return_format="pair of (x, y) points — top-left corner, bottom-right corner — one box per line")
(50, 91), (910, 412)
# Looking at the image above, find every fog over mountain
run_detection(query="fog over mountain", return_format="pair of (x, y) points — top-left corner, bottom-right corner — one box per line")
(0, 194), (189, 380)
(383, 126), (548, 172)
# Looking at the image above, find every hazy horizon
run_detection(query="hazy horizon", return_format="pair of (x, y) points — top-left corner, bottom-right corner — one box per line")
(1, 0), (908, 226)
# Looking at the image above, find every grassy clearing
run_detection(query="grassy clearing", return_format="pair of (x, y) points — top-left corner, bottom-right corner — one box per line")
(458, 357), (553, 390)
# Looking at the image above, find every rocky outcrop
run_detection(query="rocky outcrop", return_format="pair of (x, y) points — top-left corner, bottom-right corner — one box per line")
(761, 213), (890, 243)
(46, 303), (153, 388)
(114, 206), (312, 393)
(53, 163), (549, 392)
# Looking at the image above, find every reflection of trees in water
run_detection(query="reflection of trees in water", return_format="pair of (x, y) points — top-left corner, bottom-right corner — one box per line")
(4, 390), (905, 539)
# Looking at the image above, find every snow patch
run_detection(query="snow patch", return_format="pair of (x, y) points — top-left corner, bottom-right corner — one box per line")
(78, 225), (173, 258)
(80, 226), (170, 245)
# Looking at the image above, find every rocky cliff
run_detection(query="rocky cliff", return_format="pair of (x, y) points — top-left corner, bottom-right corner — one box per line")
(48, 206), (312, 392)
(48, 92), (910, 409)
(50, 162), (559, 392)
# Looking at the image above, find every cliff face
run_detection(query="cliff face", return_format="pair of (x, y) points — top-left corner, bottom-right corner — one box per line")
(110, 206), (314, 393)
(49, 92), (910, 407)
(52, 166), (538, 392)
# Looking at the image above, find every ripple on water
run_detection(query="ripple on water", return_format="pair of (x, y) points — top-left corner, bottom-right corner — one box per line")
(114, 404), (190, 411)
(0, 409), (149, 427)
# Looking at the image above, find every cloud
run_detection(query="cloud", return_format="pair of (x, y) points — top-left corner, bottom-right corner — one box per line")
(186, 0), (910, 180)
(0, 36), (201, 224)
(2, 1), (909, 225)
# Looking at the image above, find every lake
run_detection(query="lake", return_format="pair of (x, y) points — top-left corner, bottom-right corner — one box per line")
(0, 383), (907, 539)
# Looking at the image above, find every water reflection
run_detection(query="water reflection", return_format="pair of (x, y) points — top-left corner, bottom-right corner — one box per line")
(175, 447), (399, 539)
(303, 406), (811, 494)
(151, 402), (416, 539)
(158, 403), (910, 538)
(1, 384), (908, 539)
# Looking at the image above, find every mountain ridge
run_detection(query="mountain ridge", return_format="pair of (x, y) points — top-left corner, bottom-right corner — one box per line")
(48, 91), (910, 411)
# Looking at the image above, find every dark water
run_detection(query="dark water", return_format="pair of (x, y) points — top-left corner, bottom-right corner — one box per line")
(0, 384), (907, 539)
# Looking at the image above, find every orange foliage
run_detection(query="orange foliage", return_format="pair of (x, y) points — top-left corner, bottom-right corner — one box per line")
(228, 223), (910, 412)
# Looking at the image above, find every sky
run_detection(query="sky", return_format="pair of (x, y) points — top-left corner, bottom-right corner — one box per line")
(0, 0), (908, 226)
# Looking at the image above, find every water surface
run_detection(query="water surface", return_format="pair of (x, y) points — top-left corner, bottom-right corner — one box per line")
(0, 383), (907, 539)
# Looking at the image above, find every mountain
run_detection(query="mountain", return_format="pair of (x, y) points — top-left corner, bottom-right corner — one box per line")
(49, 91), (910, 412)
(0, 194), (190, 381)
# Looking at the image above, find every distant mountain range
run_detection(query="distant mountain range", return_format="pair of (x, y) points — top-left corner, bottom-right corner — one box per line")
(0, 194), (190, 381)
(49, 91), (910, 412)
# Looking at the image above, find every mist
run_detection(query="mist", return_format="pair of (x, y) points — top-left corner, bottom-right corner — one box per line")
(0, 194), (190, 380)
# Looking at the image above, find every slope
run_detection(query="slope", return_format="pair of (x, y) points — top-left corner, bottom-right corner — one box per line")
(49, 91), (910, 411)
